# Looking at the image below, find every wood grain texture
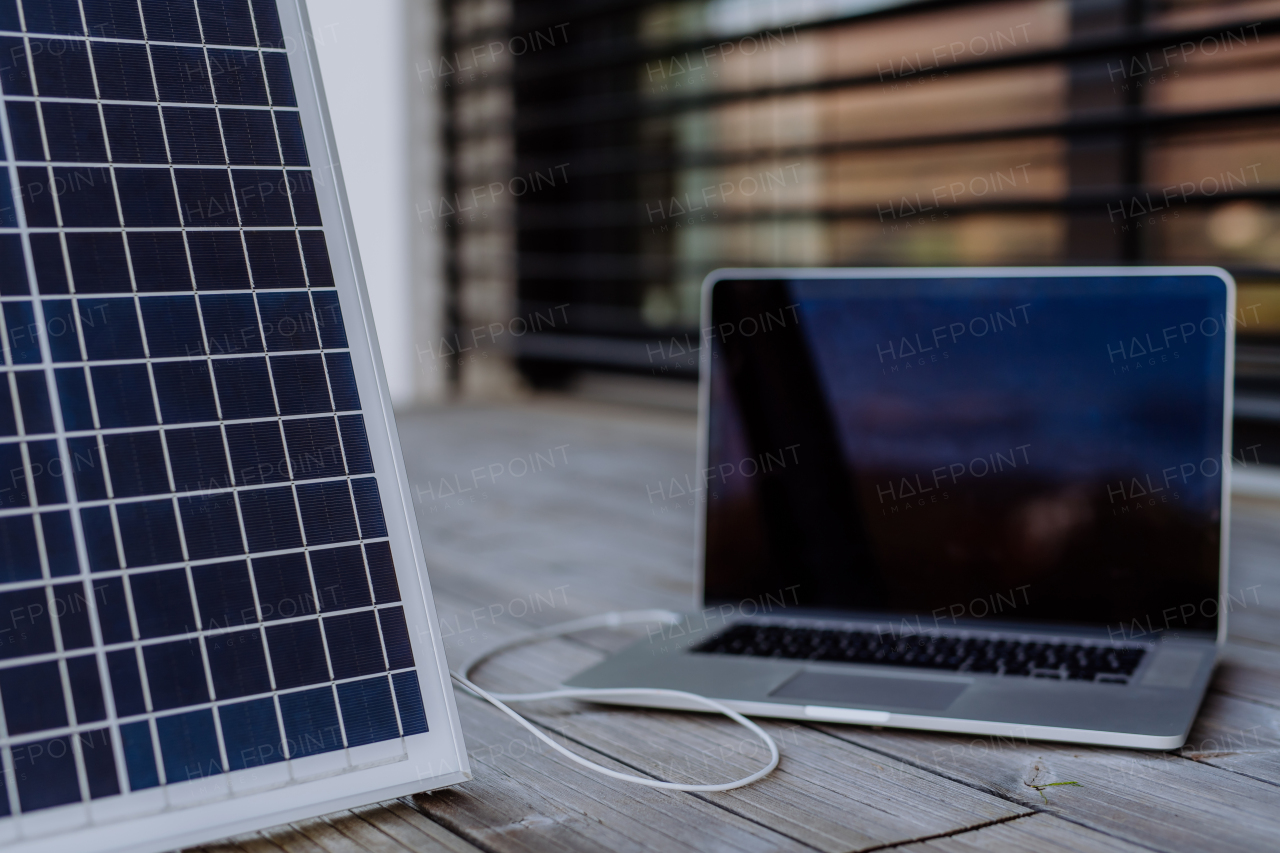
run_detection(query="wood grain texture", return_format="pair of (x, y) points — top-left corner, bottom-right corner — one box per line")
(192, 401), (1280, 853)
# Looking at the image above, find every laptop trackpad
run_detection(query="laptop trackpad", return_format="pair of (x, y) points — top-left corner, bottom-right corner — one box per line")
(771, 670), (968, 711)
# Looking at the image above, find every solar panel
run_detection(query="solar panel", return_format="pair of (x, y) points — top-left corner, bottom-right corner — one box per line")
(0, 1), (468, 850)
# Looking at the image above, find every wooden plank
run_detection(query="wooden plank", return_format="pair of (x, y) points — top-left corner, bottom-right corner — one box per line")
(430, 586), (1028, 853)
(410, 690), (818, 853)
(814, 724), (1280, 853)
(888, 813), (1153, 853)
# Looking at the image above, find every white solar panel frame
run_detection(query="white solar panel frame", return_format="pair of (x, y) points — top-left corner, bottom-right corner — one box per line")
(0, 1), (469, 850)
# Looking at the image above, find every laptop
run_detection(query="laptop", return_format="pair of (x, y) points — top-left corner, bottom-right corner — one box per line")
(567, 267), (1235, 749)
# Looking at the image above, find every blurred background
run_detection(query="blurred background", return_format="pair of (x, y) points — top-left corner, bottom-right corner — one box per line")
(306, 0), (1280, 468)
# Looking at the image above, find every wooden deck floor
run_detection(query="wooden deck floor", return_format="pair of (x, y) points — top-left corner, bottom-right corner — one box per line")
(198, 399), (1280, 853)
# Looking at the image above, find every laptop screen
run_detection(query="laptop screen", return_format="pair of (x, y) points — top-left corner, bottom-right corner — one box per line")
(703, 272), (1231, 637)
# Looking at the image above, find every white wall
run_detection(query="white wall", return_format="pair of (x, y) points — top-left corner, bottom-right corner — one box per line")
(304, 0), (439, 407)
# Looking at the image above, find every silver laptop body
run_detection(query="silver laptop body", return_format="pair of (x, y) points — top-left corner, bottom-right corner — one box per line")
(568, 267), (1234, 749)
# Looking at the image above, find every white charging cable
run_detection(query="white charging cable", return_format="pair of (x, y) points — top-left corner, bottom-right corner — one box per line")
(450, 609), (780, 792)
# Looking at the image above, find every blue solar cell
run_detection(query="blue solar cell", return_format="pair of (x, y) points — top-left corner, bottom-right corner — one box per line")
(337, 676), (398, 747)
(13, 735), (80, 811)
(0, 386), (14, 435)
(157, 708), (223, 783)
(0, 0), (18, 30)
(80, 297), (145, 359)
(199, 0), (256, 46)
(66, 232), (131, 292)
(338, 415), (372, 474)
(391, 670), (428, 735)
(95, 576), (131, 640)
(237, 485), (301, 550)
(0, 36), (33, 95)
(129, 231), (194, 291)
(259, 291), (317, 350)
(116, 498), (182, 567)
(288, 170), (323, 225)
(66, 654), (107, 722)
(233, 168), (293, 226)
(150, 44), (213, 103)
(81, 505), (119, 569)
(91, 41), (157, 101)
(80, 727), (121, 798)
(192, 559), (255, 629)
(116, 167), (183, 227)
(120, 720), (159, 790)
(131, 569), (197, 638)
(309, 545), (370, 612)
(209, 48), (269, 105)
(41, 101), (108, 162)
(103, 104), (168, 163)
(45, 302), (82, 361)
(108, 649), (145, 716)
(6, 100), (43, 160)
(0, 515), (39, 581)
(17, 166), (57, 226)
(53, 580), (94, 647)
(52, 166), (119, 227)
(0, 441), (30, 506)
(28, 437), (65, 503)
(140, 294), (203, 357)
(364, 541), (400, 604)
(201, 292), (261, 354)
(245, 230), (304, 287)
(377, 608), (413, 670)
(176, 169), (239, 227)
(83, 0), (146, 39)
(188, 231), (250, 290)
(167, 426), (230, 492)
(275, 111), (309, 166)
(29, 36), (96, 98)
(4, 299), (41, 363)
(212, 356), (275, 418)
(92, 363), (156, 427)
(226, 419), (286, 485)
(220, 697), (284, 771)
(250, 0), (284, 48)
(0, 585), (55, 658)
(271, 353), (330, 415)
(179, 492), (244, 559)
(165, 106), (226, 165)
(41, 509), (77, 574)
(16, 369), (54, 432)
(207, 628), (270, 698)
(326, 351), (360, 411)
(29, 233), (68, 294)
(22, 0), (84, 35)
(283, 416), (343, 480)
(252, 551), (314, 621)
(0, 234), (28, 296)
(141, 0), (201, 42)
(153, 360), (219, 422)
(261, 50), (295, 105)
(312, 291), (347, 347)
(221, 108), (280, 165)
(144, 639), (209, 711)
(69, 437), (109, 501)
(279, 685), (342, 757)
(265, 618), (327, 689)
(0, 172), (16, 227)
(104, 654), (141, 719)
(105, 431), (170, 497)
(322, 611), (383, 679)
(297, 480), (356, 545)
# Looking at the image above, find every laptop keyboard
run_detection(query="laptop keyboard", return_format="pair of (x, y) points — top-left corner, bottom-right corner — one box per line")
(691, 623), (1147, 684)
